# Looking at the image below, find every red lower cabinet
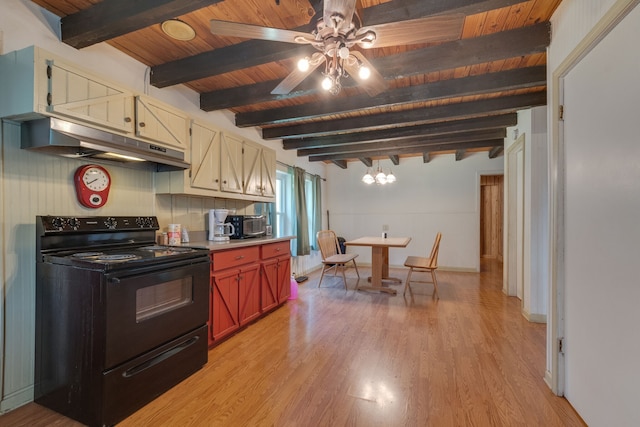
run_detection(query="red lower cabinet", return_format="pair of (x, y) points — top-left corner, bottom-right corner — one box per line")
(208, 240), (291, 347)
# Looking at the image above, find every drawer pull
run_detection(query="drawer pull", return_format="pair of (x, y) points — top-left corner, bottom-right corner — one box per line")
(235, 255), (245, 260)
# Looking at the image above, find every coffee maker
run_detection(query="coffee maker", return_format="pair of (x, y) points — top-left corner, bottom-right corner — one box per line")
(208, 209), (235, 242)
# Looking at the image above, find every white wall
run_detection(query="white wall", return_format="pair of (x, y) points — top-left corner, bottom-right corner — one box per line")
(549, 0), (640, 425)
(0, 0), (325, 413)
(325, 154), (504, 271)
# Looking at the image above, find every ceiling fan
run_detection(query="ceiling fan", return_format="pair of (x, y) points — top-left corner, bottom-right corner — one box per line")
(210, 0), (464, 96)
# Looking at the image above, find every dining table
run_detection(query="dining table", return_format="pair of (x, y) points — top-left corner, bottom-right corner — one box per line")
(344, 236), (411, 294)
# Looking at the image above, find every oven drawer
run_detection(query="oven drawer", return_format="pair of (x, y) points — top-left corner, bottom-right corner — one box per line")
(102, 325), (207, 426)
(261, 241), (290, 259)
(212, 246), (259, 271)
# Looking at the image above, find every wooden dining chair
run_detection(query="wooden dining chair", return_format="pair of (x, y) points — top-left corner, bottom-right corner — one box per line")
(316, 230), (360, 289)
(403, 232), (442, 298)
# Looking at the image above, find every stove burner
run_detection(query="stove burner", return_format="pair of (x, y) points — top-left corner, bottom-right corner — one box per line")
(72, 252), (105, 258)
(96, 254), (140, 262)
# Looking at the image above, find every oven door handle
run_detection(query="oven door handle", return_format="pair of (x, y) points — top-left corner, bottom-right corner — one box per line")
(122, 335), (200, 378)
(107, 258), (210, 284)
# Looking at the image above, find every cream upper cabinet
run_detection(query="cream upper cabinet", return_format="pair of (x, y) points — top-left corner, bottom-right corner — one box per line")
(220, 132), (244, 194)
(0, 46), (134, 133)
(260, 148), (276, 198)
(244, 140), (276, 197)
(45, 58), (135, 133)
(135, 95), (190, 151)
(190, 120), (221, 191)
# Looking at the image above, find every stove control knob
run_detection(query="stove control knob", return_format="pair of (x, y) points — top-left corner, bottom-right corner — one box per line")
(136, 217), (153, 228)
(104, 217), (118, 229)
(51, 217), (65, 230)
(67, 218), (80, 230)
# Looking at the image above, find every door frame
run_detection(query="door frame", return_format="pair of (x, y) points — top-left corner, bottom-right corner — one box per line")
(504, 134), (525, 298)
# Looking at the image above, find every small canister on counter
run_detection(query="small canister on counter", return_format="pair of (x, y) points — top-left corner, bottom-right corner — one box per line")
(161, 232), (169, 245)
(167, 224), (181, 245)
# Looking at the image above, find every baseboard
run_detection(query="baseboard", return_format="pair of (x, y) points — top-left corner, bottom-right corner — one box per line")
(0, 385), (33, 414)
(522, 309), (547, 324)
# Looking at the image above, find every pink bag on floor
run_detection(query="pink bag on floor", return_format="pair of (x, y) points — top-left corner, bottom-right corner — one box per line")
(288, 275), (298, 300)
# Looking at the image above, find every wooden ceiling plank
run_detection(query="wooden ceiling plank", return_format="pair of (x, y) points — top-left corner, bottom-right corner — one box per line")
(235, 66), (545, 127)
(423, 152), (432, 163)
(455, 150), (466, 161)
(263, 91), (546, 139)
(389, 155), (399, 165)
(282, 114), (518, 149)
(296, 129), (507, 157)
(61, 0), (226, 49)
(308, 139), (505, 162)
(201, 23), (550, 110)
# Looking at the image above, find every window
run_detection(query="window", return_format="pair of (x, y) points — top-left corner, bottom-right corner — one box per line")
(275, 169), (293, 238)
(276, 167), (321, 255)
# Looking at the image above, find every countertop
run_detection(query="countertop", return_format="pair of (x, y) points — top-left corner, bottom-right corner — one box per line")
(186, 235), (294, 252)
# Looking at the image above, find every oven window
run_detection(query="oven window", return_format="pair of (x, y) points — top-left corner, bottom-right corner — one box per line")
(135, 277), (193, 322)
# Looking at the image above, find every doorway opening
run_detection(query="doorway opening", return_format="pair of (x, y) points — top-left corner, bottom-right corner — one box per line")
(480, 174), (504, 273)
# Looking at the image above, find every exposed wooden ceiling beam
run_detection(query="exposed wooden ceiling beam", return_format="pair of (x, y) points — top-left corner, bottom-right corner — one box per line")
(282, 114), (517, 150)
(61, 0), (225, 49)
(488, 146), (505, 158)
(389, 155), (399, 166)
(297, 129), (506, 157)
(423, 153), (432, 163)
(331, 160), (348, 169)
(455, 150), (466, 161)
(308, 139), (504, 162)
(235, 66), (545, 127)
(263, 92), (546, 139)
(359, 157), (373, 167)
(201, 23), (550, 110)
(361, 0), (522, 25)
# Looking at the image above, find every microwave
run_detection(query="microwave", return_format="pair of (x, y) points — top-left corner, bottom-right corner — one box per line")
(227, 215), (267, 239)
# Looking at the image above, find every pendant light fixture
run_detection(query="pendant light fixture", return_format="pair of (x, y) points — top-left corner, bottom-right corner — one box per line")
(362, 160), (396, 185)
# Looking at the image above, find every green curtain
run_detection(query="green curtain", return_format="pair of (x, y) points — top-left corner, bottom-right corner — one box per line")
(311, 174), (322, 250)
(293, 166), (310, 256)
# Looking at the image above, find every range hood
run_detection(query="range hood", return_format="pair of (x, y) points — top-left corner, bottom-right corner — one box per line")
(21, 117), (190, 172)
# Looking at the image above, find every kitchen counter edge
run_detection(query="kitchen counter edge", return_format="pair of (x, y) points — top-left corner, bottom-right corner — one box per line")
(188, 236), (294, 252)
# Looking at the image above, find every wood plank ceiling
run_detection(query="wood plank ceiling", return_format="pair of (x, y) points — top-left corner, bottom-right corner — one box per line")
(31, 0), (562, 168)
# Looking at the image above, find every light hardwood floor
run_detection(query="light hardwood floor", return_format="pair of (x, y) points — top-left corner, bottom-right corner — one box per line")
(0, 259), (585, 426)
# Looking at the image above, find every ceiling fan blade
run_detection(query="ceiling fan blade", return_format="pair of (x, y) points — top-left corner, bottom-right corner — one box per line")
(358, 14), (465, 48)
(210, 20), (314, 44)
(344, 50), (386, 97)
(271, 53), (326, 95)
(323, 0), (357, 30)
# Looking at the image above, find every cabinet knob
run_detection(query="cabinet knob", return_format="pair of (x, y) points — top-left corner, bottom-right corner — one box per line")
(215, 179), (219, 183)
(124, 117), (132, 123)
(139, 122), (146, 128)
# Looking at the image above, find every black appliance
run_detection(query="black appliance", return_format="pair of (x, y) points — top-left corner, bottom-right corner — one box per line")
(34, 215), (210, 427)
(227, 214), (267, 239)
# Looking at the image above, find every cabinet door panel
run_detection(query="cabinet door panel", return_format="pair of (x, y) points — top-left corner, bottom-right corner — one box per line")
(220, 133), (243, 193)
(190, 121), (221, 191)
(47, 59), (135, 133)
(243, 141), (261, 196)
(135, 95), (189, 150)
(277, 256), (292, 303)
(260, 148), (276, 197)
(261, 259), (279, 312)
(211, 269), (240, 341)
(238, 264), (261, 325)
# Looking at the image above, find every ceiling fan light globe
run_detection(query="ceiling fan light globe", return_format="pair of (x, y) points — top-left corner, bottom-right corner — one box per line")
(359, 65), (371, 80)
(297, 58), (310, 72)
(386, 172), (396, 183)
(338, 46), (350, 59)
(322, 76), (333, 91)
(362, 173), (374, 184)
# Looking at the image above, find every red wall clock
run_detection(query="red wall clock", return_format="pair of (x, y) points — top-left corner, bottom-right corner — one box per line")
(74, 165), (111, 208)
